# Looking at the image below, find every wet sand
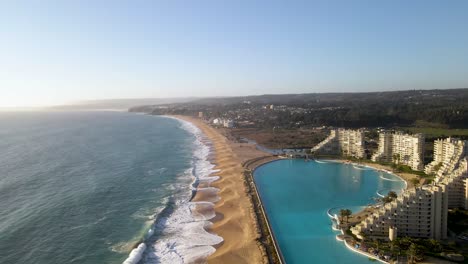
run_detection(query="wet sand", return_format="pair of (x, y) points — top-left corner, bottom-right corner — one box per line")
(172, 116), (268, 264)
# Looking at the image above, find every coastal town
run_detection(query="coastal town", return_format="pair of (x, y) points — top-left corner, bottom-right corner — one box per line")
(208, 118), (468, 263)
(130, 90), (468, 264)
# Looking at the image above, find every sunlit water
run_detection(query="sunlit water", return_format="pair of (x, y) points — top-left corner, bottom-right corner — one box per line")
(0, 111), (219, 264)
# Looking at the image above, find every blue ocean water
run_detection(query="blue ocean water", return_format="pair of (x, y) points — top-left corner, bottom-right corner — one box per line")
(253, 159), (406, 264)
(0, 111), (220, 264)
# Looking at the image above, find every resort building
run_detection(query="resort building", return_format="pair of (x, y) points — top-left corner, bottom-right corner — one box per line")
(212, 118), (235, 128)
(371, 132), (425, 171)
(351, 184), (449, 240)
(352, 138), (468, 241)
(437, 158), (468, 209)
(425, 138), (468, 177)
(311, 128), (365, 159)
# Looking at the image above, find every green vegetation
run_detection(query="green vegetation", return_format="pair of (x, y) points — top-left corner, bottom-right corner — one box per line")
(391, 163), (429, 178)
(382, 191), (398, 204)
(132, 89), (468, 130)
(360, 236), (459, 263)
(403, 127), (468, 139)
(339, 209), (352, 224)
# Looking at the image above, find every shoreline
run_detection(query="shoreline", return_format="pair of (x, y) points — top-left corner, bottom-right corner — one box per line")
(170, 115), (269, 264)
(147, 114), (421, 263)
(318, 158), (416, 188)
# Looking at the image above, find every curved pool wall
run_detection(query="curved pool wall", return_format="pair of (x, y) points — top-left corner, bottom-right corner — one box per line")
(253, 159), (405, 264)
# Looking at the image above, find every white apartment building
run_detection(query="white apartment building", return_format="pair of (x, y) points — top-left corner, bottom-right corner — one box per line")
(372, 132), (425, 171)
(435, 157), (468, 209)
(425, 138), (468, 177)
(353, 138), (468, 241)
(311, 128), (365, 159)
(352, 184), (448, 240)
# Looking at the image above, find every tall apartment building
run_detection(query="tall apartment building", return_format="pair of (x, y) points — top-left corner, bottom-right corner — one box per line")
(311, 128), (365, 159)
(439, 158), (468, 209)
(353, 137), (468, 241)
(371, 132), (425, 171)
(352, 184), (449, 240)
(425, 138), (468, 177)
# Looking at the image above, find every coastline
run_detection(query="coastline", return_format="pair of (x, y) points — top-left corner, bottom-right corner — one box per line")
(141, 115), (421, 263)
(170, 115), (269, 264)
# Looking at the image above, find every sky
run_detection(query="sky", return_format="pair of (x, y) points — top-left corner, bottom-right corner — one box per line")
(1, 0), (468, 107)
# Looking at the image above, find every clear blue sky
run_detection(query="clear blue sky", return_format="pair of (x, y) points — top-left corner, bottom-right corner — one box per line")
(1, 0), (468, 107)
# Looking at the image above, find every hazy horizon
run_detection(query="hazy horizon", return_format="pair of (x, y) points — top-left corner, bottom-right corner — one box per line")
(2, 1), (468, 107)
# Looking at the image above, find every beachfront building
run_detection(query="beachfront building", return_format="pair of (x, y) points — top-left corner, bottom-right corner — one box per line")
(223, 119), (234, 128)
(351, 184), (449, 240)
(311, 128), (365, 159)
(371, 132), (425, 171)
(425, 138), (468, 177)
(437, 158), (468, 209)
(212, 118), (235, 128)
(352, 139), (468, 241)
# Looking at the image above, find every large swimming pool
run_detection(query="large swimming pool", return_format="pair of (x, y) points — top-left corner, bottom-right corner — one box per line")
(253, 159), (406, 264)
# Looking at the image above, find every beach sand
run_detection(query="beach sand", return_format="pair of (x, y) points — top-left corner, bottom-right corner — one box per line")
(172, 116), (268, 264)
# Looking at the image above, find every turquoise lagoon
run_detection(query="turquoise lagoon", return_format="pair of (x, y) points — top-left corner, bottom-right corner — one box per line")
(253, 159), (406, 264)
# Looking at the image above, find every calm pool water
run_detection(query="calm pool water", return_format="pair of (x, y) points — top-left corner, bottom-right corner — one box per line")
(253, 159), (405, 264)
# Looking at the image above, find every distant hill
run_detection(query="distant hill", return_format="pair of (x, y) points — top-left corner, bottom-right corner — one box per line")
(52, 97), (197, 111)
(184, 88), (468, 106)
(130, 88), (468, 129)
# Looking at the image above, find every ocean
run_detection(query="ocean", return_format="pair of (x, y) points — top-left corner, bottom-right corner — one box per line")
(0, 111), (221, 264)
(253, 159), (406, 264)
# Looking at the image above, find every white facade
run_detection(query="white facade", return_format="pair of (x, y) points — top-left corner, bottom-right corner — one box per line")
(354, 138), (468, 241)
(352, 184), (448, 240)
(425, 138), (468, 177)
(311, 128), (365, 159)
(223, 119), (234, 128)
(212, 118), (235, 128)
(372, 132), (424, 171)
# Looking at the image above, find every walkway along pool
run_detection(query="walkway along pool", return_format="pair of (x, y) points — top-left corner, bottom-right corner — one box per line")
(253, 159), (406, 264)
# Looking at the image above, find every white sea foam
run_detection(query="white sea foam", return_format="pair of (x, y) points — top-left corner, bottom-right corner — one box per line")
(379, 175), (404, 182)
(314, 159), (329, 164)
(123, 243), (147, 264)
(130, 116), (222, 264)
(352, 164), (372, 171)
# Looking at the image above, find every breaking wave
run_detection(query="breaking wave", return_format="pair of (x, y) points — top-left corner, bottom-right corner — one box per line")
(121, 116), (222, 264)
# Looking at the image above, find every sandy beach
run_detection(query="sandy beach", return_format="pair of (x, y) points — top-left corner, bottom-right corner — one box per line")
(167, 116), (422, 263)
(172, 115), (269, 264)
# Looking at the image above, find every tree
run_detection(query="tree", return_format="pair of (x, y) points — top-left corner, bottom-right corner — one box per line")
(359, 231), (367, 244)
(407, 243), (421, 264)
(427, 239), (442, 252)
(340, 209), (353, 224)
(391, 238), (401, 255)
(388, 191), (398, 199)
(410, 178), (420, 188)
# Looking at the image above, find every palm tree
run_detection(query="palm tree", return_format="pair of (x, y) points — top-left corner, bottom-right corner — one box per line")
(411, 178), (420, 188)
(359, 231), (367, 244)
(340, 209), (353, 224)
(391, 238), (401, 255)
(407, 243), (419, 264)
(388, 191), (398, 199)
(339, 209), (346, 224)
(428, 239), (442, 252)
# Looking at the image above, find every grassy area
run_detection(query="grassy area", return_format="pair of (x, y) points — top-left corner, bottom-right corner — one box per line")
(229, 127), (328, 149)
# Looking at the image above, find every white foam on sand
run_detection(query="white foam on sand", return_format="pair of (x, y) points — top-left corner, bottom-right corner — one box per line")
(123, 243), (147, 264)
(130, 116), (222, 264)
